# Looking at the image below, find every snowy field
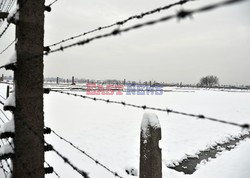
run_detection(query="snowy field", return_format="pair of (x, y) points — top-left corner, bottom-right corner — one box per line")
(0, 83), (250, 178)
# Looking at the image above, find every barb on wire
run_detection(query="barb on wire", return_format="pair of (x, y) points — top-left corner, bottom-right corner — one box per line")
(44, 161), (61, 178)
(18, 119), (90, 178)
(44, 0), (249, 56)
(50, 90), (250, 129)
(45, 0), (195, 49)
(0, 39), (16, 55)
(49, 128), (124, 178)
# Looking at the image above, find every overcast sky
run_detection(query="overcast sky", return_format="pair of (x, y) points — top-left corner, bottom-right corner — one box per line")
(0, 0), (250, 85)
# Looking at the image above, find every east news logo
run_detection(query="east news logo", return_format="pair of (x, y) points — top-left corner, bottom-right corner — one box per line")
(86, 83), (163, 95)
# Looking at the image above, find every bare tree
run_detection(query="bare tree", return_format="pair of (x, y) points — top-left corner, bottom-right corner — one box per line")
(199, 75), (219, 87)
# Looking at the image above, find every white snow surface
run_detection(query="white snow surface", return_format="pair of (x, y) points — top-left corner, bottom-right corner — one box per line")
(0, 117), (14, 134)
(4, 51), (17, 66)
(0, 83), (250, 178)
(0, 142), (14, 155)
(4, 92), (15, 107)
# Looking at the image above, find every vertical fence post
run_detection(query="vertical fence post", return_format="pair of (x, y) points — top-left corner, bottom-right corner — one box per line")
(14, 0), (45, 177)
(140, 113), (162, 178)
(6, 85), (10, 98)
(72, 76), (75, 85)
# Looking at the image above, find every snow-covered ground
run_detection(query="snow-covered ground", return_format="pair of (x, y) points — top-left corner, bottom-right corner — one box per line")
(0, 83), (250, 178)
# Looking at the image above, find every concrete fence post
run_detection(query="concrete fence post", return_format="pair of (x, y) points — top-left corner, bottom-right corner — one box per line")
(140, 113), (162, 178)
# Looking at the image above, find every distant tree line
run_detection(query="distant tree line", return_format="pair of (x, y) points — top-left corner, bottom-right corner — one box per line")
(199, 75), (219, 87)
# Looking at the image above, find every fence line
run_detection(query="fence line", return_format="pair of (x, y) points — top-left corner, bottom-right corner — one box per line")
(0, 99), (60, 178)
(44, 0), (249, 56)
(0, 0), (247, 69)
(18, 118), (90, 178)
(0, 113), (34, 178)
(45, 0), (196, 50)
(49, 127), (124, 178)
(50, 89), (249, 129)
(0, 0), (249, 177)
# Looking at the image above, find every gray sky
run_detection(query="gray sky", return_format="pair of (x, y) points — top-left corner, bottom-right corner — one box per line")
(1, 0), (250, 85)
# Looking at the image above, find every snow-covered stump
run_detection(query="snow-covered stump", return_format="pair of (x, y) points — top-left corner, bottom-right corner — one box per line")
(140, 113), (162, 178)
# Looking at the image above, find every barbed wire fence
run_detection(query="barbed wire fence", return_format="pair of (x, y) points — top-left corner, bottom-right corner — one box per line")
(44, 0), (197, 51)
(0, 0), (249, 177)
(49, 89), (249, 129)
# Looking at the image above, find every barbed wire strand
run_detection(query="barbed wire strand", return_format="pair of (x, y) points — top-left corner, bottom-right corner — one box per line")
(17, 118), (90, 178)
(50, 90), (249, 129)
(44, 161), (61, 178)
(0, 139), (13, 176)
(48, 0), (59, 7)
(0, 0), (248, 70)
(49, 128), (124, 178)
(0, 109), (60, 178)
(0, 39), (16, 55)
(0, 109), (10, 121)
(0, 0), (28, 40)
(0, 0), (7, 11)
(0, 161), (8, 178)
(0, 92), (7, 100)
(0, 126), (32, 178)
(45, 0), (196, 48)
(0, 23), (11, 38)
(45, 0), (249, 56)
(0, 0), (4, 10)
(6, 0), (16, 12)
(0, 98), (41, 178)
(4, 0), (13, 12)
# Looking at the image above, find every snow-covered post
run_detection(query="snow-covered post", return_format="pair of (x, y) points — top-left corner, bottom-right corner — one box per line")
(140, 113), (162, 178)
